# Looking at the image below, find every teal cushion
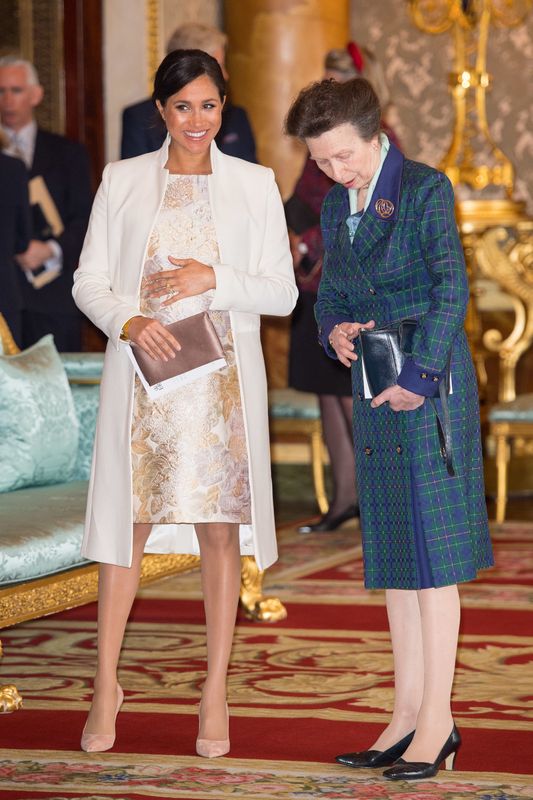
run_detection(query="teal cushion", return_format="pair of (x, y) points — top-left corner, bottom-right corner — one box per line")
(269, 388), (320, 420)
(489, 394), (533, 423)
(70, 383), (100, 481)
(0, 481), (89, 584)
(60, 352), (104, 382)
(0, 335), (79, 493)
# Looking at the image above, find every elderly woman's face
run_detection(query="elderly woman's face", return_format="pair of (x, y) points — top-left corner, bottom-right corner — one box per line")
(156, 74), (224, 158)
(306, 123), (380, 189)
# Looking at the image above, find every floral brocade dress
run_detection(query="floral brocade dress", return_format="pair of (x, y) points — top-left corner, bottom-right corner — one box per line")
(131, 174), (251, 525)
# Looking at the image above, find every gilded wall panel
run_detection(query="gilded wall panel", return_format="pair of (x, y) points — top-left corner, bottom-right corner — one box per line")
(350, 0), (532, 212)
(0, 0), (63, 134)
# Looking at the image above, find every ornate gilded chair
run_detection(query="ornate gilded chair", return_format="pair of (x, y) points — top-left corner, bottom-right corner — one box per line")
(475, 223), (533, 521)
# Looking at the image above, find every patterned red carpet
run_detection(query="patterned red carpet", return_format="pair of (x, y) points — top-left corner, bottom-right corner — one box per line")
(0, 519), (532, 799)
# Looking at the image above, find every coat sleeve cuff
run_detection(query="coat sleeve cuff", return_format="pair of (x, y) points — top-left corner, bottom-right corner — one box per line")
(397, 357), (444, 397)
(318, 314), (351, 359)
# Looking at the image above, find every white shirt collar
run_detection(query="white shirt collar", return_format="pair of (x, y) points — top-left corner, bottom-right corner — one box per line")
(348, 133), (390, 216)
(1, 119), (37, 168)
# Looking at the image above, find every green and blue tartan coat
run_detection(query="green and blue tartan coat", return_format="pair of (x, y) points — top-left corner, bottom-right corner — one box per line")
(316, 142), (493, 589)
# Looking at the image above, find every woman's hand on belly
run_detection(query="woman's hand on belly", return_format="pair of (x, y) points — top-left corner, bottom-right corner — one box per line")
(329, 319), (375, 368)
(128, 316), (181, 361)
(142, 257), (216, 307)
(371, 385), (425, 412)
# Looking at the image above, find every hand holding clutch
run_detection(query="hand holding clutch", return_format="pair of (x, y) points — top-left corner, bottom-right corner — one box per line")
(126, 316), (181, 361)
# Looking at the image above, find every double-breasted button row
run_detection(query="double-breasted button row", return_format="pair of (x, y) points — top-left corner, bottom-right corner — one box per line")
(364, 445), (404, 455)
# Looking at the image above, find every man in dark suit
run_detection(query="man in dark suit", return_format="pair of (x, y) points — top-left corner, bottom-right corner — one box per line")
(0, 147), (31, 347)
(121, 23), (257, 163)
(0, 56), (92, 351)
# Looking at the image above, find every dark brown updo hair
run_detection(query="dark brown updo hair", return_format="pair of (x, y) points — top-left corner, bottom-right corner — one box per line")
(152, 48), (226, 106)
(285, 77), (381, 141)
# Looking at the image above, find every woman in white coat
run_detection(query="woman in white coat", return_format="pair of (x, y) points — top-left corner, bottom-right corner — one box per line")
(73, 49), (297, 758)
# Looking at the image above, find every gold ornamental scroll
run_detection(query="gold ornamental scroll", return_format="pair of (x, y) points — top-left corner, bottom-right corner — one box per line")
(224, 0), (349, 387)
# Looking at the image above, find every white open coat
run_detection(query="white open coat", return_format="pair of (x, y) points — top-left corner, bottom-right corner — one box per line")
(72, 139), (297, 571)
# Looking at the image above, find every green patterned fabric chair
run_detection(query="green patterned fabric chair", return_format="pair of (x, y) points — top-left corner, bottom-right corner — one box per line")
(268, 388), (329, 515)
(489, 395), (533, 522)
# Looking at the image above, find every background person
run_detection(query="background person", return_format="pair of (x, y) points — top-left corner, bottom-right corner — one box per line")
(0, 140), (31, 347)
(0, 56), (92, 351)
(285, 77), (492, 781)
(73, 49), (297, 759)
(287, 43), (399, 533)
(121, 22), (257, 163)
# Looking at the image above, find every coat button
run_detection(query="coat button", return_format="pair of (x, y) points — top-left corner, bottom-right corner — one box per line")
(364, 447), (373, 456)
(420, 372), (428, 379)
(339, 291), (348, 299)
(432, 376), (439, 382)
(396, 445), (403, 454)
(357, 391), (363, 401)
(369, 288), (377, 295)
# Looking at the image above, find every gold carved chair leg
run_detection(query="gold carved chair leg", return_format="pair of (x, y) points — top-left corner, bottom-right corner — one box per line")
(0, 642), (23, 713)
(311, 425), (329, 515)
(239, 556), (287, 623)
(495, 432), (510, 524)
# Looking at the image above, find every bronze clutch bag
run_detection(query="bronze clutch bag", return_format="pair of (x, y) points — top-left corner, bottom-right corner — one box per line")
(124, 311), (226, 399)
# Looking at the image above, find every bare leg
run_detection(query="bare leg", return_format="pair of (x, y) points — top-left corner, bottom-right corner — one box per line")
(195, 522), (241, 740)
(371, 589), (424, 750)
(319, 394), (358, 515)
(401, 584), (460, 761)
(83, 523), (152, 735)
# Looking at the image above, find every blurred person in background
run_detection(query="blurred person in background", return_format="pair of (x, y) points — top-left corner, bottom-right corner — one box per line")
(0, 131), (31, 347)
(0, 56), (92, 351)
(287, 43), (400, 533)
(121, 22), (256, 163)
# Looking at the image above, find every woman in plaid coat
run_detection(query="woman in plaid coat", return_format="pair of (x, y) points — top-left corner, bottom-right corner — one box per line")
(285, 78), (492, 781)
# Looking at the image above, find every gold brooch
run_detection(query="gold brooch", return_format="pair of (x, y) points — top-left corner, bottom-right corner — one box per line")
(375, 198), (395, 218)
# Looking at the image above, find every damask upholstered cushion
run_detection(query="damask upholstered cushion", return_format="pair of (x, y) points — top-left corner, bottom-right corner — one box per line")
(0, 482), (89, 584)
(0, 335), (79, 493)
(60, 352), (104, 382)
(69, 384), (100, 481)
(489, 395), (533, 422)
(268, 388), (320, 420)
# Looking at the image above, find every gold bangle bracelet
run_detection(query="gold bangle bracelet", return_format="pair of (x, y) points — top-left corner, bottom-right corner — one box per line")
(120, 317), (135, 341)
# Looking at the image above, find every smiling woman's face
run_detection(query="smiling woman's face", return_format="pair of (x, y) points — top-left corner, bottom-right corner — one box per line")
(157, 74), (224, 161)
(306, 123), (380, 189)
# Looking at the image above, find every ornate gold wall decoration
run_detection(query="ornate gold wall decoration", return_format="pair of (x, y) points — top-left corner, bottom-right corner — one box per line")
(0, 0), (64, 134)
(409, 1), (532, 403)
(146, 0), (160, 94)
(409, 0), (531, 198)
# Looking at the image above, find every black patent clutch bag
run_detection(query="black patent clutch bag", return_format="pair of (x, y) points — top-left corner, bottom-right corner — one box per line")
(359, 319), (417, 397)
(359, 319), (455, 477)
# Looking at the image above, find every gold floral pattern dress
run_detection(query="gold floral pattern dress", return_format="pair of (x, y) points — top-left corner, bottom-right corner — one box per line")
(131, 174), (251, 525)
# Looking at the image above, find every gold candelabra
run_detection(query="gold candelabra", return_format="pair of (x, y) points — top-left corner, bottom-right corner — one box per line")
(409, 0), (531, 199)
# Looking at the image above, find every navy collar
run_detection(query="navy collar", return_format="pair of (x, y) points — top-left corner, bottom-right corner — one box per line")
(367, 141), (404, 223)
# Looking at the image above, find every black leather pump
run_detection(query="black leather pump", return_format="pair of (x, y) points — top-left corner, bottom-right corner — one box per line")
(382, 724), (461, 781)
(298, 504), (359, 533)
(335, 730), (415, 768)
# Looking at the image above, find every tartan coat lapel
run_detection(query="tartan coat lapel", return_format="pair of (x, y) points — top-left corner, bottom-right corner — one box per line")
(350, 141), (404, 265)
